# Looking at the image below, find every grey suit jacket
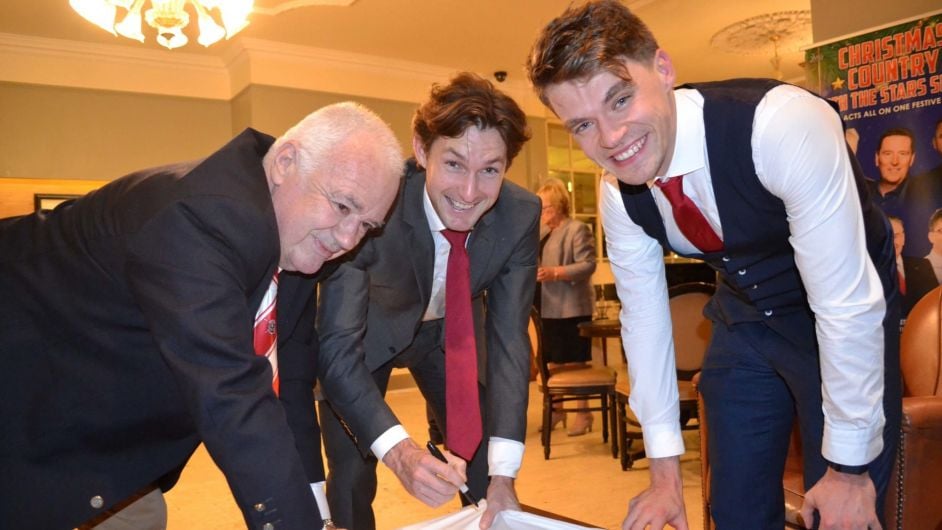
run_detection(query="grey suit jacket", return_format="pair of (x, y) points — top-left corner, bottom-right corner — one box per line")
(316, 159), (540, 449)
(539, 217), (596, 319)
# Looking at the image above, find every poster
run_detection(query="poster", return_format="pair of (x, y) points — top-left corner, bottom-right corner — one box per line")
(805, 11), (942, 314)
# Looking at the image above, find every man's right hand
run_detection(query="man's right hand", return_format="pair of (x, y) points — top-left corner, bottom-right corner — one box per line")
(622, 456), (689, 530)
(381, 438), (467, 507)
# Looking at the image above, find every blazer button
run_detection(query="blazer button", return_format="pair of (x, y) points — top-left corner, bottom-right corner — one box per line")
(752, 284), (758, 290)
(737, 269), (746, 276)
(263, 523), (274, 530)
(254, 503), (266, 512)
(90, 495), (104, 509)
(764, 309), (773, 317)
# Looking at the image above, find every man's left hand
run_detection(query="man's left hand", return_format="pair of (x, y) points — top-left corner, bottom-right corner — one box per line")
(800, 468), (881, 530)
(479, 475), (520, 529)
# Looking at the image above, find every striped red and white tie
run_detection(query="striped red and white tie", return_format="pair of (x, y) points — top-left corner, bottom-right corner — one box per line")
(253, 271), (279, 395)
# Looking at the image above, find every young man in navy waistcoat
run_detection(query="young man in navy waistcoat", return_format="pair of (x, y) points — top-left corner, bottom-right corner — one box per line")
(527, 2), (900, 529)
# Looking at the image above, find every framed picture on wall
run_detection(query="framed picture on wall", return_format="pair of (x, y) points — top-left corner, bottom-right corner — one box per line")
(34, 193), (80, 212)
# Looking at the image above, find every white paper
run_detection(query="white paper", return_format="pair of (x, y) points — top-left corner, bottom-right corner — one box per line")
(395, 500), (602, 530)
(490, 509), (601, 530)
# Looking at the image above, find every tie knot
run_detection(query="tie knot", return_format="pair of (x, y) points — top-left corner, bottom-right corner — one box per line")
(442, 229), (469, 248)
(655, 175), (684, 198)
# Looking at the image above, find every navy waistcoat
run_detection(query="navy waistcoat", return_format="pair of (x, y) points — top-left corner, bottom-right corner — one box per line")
(618, 79), (896, 331)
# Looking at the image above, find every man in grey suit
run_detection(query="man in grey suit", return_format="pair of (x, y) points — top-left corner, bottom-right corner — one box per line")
(316, 72), (540, 530)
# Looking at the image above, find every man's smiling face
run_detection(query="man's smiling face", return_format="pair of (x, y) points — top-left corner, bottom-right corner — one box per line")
(416, 125), (507, 232)
(544, 50), (677, 185)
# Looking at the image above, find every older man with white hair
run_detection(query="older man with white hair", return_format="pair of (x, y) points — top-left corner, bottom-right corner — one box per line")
(0, 102), (404, 530)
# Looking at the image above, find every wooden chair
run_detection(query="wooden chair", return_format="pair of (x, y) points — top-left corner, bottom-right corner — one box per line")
(529, 307), (617, 460)
(696, 286), (942, 529)
(614, 282), (714, 469)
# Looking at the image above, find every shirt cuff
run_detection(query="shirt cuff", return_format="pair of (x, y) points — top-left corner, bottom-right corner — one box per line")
(821, 423), (883, 466)
(370, 425), (410, 462)
(488, 437), (525, 478)
(309, 481), (331, 520)
(641, 421), (686, 459)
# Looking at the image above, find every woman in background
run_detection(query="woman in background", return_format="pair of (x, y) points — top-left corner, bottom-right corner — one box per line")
(536, 179), (597, 435)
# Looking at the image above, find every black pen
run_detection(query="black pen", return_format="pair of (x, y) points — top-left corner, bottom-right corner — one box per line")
(425, 441), (480, 508)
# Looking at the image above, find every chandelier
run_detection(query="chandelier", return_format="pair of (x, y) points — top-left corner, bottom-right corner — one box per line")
(69, 0), (254, 50)
(711, 11), (812, 80)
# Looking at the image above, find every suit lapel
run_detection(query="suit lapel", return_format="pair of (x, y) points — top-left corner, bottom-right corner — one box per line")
(468, 203), (497, 294)
(401, 173), (435, 307)
(276, 272), (314, 340)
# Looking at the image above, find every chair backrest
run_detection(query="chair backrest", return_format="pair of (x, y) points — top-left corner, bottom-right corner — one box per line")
(900, 285), (942, 397)
(668, 282), (714, 380)
(528, 306), (551, 387)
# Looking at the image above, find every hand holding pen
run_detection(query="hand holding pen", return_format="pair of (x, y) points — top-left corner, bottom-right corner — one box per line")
(426, 441), (480, 508)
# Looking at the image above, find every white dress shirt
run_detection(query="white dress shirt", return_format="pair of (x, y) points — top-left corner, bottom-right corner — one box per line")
(600, 84), (887, 465)
(369, 185), (525, 478)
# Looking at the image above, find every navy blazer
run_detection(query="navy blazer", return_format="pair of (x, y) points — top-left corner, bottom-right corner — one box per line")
(0, 130), (329, 529)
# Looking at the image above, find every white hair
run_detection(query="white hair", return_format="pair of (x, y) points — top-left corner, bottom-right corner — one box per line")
(265, 101), (403, 183)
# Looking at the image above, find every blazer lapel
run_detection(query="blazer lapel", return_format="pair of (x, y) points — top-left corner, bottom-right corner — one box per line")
(401, 173), (436, 307)
(468, 206), (496, 294)
(275, 271), (314, 340)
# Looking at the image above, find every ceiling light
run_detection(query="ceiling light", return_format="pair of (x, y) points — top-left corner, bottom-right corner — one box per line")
(69, 0), (253, 50)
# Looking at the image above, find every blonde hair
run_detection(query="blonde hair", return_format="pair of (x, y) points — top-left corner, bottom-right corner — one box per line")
(537, 178), (570, 217)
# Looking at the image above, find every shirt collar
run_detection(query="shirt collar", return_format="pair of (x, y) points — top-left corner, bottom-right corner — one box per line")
(656, 88), (707, 184)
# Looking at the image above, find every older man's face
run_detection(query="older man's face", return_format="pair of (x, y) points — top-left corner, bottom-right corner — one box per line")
(269, 138), (398, 274)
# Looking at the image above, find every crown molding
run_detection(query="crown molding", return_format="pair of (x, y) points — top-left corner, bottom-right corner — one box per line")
(253, 0), (357, 16)
(0, 32), (549, 116)
(224, 37), (547, 115)
(0, 32), (230, 99)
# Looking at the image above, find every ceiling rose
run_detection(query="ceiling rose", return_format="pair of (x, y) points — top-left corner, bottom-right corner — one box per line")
(710, 10), (812, 79)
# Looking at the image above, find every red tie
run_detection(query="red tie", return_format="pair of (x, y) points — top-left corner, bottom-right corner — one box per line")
(898, 270), (907, 295)
(254, 271), (280, 395)
(442, 229), (482, 461)
(656, 175), (724, 253)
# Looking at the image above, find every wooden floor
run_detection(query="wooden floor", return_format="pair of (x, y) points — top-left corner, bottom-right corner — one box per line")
(164, 381), (705, 530)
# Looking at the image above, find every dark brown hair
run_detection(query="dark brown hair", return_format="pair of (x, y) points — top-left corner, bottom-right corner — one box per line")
(526, 0), (659, 106)
(876, 127), (915, 153)
(413, 72), (531, 167)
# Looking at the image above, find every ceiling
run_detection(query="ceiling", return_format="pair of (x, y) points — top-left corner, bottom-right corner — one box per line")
(1, 0), (814, 86)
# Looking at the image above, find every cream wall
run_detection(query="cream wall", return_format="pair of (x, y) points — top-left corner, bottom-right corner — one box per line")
(809, 0), (940, 42)
(230, 84), (417, 147)
(233, 84), (547, 190)
(0, 81), (231, 180)
(0, 79), (547, 191)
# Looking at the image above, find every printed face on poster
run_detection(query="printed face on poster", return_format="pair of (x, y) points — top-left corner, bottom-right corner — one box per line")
(805, 11), (942, 262)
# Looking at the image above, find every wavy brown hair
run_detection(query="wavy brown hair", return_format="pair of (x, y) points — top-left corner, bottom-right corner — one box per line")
(526, 0), (659, 107)
(413, 72), (530, 167)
